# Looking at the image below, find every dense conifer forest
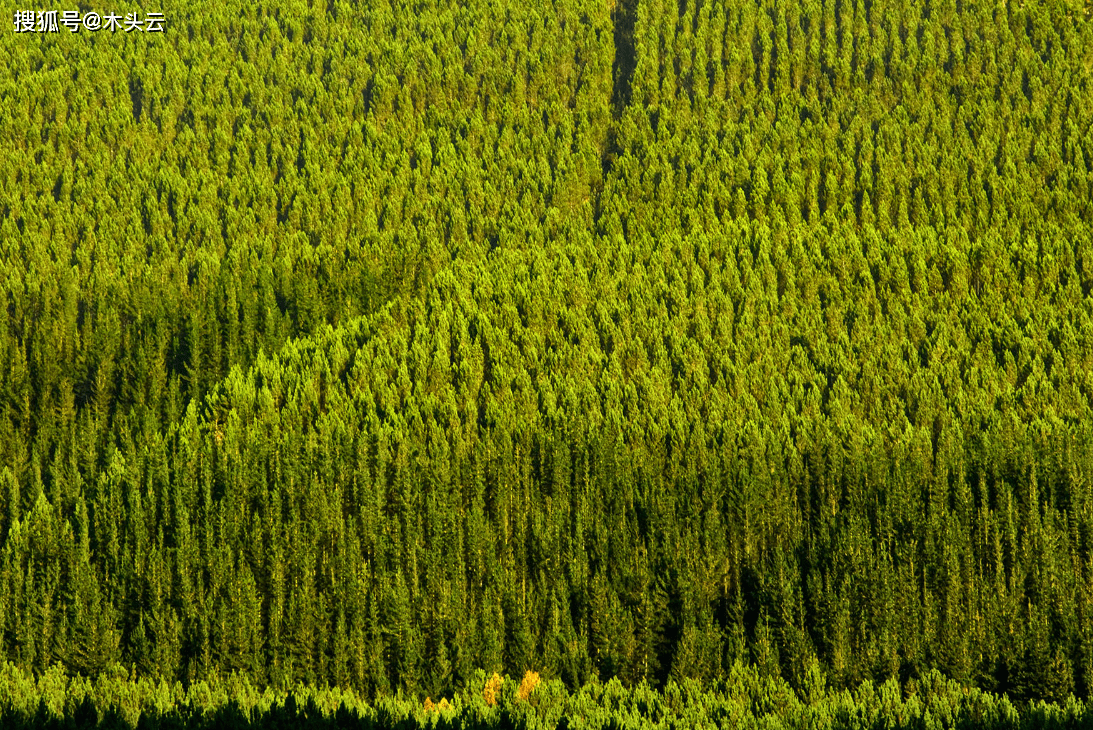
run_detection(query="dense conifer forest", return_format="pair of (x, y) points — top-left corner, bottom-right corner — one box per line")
(3, 0), (1093, 724)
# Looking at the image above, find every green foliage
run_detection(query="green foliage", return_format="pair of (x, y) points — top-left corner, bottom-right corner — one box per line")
(0, 661), (1088, 729)
(1, 0), (1093, 711)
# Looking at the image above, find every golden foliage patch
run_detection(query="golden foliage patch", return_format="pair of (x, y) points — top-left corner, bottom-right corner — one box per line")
(483, 673), (503, 706)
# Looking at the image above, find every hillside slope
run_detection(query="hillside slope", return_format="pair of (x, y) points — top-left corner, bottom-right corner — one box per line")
(2, 0), (1093, 705)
